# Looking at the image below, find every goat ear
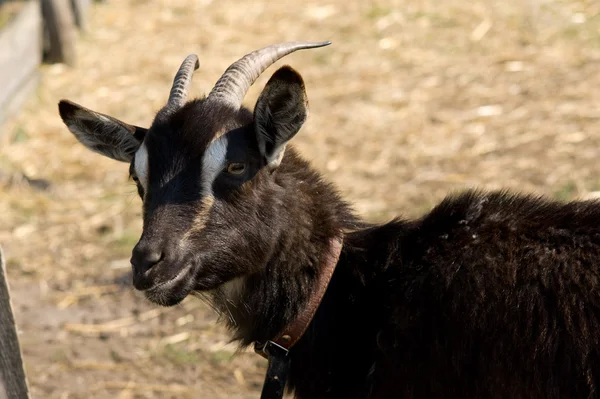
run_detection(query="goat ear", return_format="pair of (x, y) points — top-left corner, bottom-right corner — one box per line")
(58, 100), (147, 163)
(254, 66), (308, 169)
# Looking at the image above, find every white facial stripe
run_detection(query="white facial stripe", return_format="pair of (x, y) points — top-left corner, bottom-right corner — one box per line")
(178, 137), (227, 242)
(201, 136), (228, 195)
(134, 141), (149, 190)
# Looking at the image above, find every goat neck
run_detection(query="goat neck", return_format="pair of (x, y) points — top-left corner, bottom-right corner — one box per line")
(255, 235), (344, 354)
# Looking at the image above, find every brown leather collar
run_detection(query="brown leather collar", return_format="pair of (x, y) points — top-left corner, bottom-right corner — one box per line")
(255, 235), (343, 356)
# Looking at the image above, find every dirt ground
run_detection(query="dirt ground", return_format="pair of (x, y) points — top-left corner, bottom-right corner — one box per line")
(1, 0), (599, 397)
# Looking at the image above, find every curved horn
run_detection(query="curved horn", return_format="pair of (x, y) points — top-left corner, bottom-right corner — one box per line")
(207, 41), (331, 109)
(166, 54), (200, 111)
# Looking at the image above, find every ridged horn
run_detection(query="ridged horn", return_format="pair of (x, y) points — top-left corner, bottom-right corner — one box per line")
(207, 41), (331, 109)
(166, 54), (200, 111)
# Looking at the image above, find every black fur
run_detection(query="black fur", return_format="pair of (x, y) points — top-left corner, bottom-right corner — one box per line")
(286, 190), (600, 398)
(58, 65), (600, 398)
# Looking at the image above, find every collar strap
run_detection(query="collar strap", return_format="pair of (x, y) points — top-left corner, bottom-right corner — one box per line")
(255, 236), (343, 357)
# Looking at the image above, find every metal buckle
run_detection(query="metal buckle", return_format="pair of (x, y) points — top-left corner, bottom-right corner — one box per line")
(254, 340), (289, 359)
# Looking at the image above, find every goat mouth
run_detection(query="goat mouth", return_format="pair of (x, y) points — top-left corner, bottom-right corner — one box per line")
(143, 263), (194, 306)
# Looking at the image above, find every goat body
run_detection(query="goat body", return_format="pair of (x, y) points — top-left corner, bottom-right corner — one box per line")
(281, 184), (600, 398)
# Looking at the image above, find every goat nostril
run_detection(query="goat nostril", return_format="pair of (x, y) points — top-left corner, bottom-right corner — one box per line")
(131, 247), (164, 274)
(145, 251), (163, 266)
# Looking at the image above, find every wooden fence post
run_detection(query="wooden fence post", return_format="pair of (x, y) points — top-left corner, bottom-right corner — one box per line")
(0, 247), (30, 399)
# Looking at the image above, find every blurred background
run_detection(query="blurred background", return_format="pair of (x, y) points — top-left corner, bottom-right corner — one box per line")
(0, 0), (599, 397)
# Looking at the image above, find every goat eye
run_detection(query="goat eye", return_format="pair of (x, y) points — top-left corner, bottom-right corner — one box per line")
(226, 163), (246, 175)
(131, 175), (139, 183)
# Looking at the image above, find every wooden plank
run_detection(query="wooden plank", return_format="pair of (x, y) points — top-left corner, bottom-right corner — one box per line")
(70, 0), (90, 31)
(0, 71), (40, 129)
(0, 0), (42, 128)
(0, 247), (30, 399)
(41, 0), (76, 65)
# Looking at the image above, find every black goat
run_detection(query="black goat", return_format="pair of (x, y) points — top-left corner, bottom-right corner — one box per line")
(58, 42), (600, 399)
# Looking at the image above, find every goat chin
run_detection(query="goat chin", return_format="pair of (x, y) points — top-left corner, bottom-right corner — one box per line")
(142, 264), (195, 307)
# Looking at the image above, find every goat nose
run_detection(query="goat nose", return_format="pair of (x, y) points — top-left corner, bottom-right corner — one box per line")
(130, 244), (163, 275)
